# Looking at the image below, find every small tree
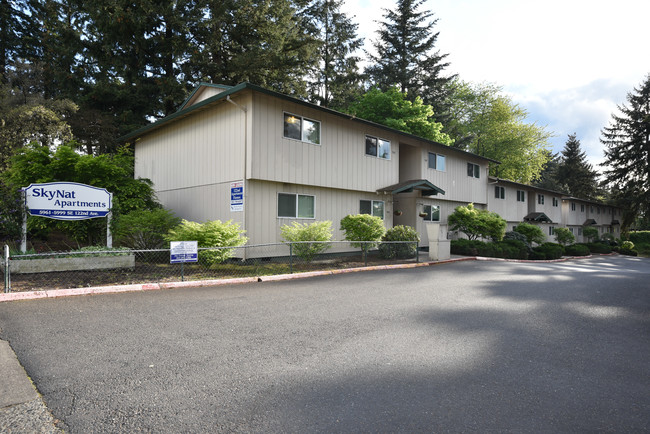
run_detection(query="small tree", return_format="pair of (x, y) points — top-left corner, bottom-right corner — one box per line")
(280, 220), (333, 262)
(166, 219), (248, 264)
(583, 227), (599, 242)
(340, 214), (385, 253)
(513, 222), (545, 245)
(448, 203), (506, 241)
(379, 225), (420, 259)
(554, 227), (575, 246)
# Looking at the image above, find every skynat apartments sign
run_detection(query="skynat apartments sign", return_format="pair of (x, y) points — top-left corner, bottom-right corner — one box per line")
(24, 182), (112, 220)
(20, 182), (114, 252)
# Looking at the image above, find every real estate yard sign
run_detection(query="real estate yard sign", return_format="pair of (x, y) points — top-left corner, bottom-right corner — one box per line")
(20, 182), (114, 252)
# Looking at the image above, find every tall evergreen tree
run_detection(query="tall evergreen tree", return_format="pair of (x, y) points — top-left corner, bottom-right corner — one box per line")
(533, 152), (564, 192)
(365, 0), (453, 119)
(601, 74), (650, 229)
(556, 133), (600, 199)
(303, 0), (364, 109)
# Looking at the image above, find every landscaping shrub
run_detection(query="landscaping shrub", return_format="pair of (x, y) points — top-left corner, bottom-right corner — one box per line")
(497, 239), (529, 259)
(564, 244), (590, 256)
(513, 222), (545, 245)
(448, 203), (506, 241)
(450, 239), (486, 256)
(621, 240), (634, 250)
(166, 219), (248, 264)
(340, 214), (385, 252)
(583, 227), (599, 242)
(554, 227), (575, 246)
(585, 242), (612, 254)
(629, 231), (650, 245)
(619, 248), (638, 256)
(280, 220), (333, 262)
(529, 250), (547, 260)
(504, 230), (532, 252)
(115, 208), (181, 249)
(379, 225), (420, 259)
(532, 242), (563, 260)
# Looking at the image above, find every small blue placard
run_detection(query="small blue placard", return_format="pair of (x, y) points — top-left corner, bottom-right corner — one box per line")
(170, 241), (198, 264)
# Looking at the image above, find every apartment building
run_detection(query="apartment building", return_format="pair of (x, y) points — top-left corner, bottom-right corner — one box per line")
(123, 82), (622, 249)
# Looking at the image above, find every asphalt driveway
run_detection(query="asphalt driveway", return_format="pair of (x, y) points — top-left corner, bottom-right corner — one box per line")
(1, 255), (648, 432)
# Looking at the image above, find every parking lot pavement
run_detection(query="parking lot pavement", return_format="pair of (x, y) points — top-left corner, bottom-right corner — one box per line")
(0, 255), (648, 432)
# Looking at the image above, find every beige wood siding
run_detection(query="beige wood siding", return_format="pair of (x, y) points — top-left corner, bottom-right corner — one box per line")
(249, 93), (399, 192)
(245, 180), (394, 246)
(487, 184), (528, 222)
(135, 95), (249, 194)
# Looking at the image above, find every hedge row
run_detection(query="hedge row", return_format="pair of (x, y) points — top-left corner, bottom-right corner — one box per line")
(450, 240), (634, 260)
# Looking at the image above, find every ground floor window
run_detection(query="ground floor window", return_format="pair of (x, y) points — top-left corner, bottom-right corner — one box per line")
(360, 200), (384, 219)
(422, 204), (440, 221)
(278, 193), (315, 218)
(549, 226), (555, 236)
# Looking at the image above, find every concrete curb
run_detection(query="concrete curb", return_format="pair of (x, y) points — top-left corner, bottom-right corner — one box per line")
(0, 254), (605, 303)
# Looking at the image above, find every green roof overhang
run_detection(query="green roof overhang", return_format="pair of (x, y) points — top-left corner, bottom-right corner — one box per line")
(377, 179), (445, 196)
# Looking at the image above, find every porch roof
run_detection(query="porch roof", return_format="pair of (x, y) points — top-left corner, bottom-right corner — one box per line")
(377, 179), (445, 196)
(523, 212), (553, 223)
(583, 219), (597, 226)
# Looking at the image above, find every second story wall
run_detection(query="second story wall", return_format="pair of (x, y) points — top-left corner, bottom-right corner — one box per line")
(249, 93), (400, 192)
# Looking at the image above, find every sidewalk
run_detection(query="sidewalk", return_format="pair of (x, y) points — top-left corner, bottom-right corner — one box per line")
(0, 340), (61, 433)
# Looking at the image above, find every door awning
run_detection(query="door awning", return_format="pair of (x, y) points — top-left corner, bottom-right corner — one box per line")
(377, 179), (445, 196)
(611, 220), (620, 225)
(523, 212), (552, 223)
(583, 219), (597, 226)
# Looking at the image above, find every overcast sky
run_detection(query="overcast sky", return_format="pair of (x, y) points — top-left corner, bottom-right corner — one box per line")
(340, 0), (650, 169)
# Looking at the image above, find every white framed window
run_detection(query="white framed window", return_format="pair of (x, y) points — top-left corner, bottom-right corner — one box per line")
(428, 152), (446, 171)
(422, 204), (440, 221)
(578, 227), (583, 236)
(467, 162), (480, 178)
(571, 202), (576, 211)
(360, 200), (384, 219)
(552, 197), (559, 207)
(278, 193), (315, 219)
(549, 226), (555, 235)
(283, 113), (320, 145)
(538, 194), (545, 205)
(569, 227), (574, 234)
(581, 204), (585, 212)
(495, 186), (505, 199)
(517, 190), (526, 202)
(365, 135), (391, 159)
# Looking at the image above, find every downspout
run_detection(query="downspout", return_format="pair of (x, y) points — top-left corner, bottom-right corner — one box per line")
(226, 95), (248, 260)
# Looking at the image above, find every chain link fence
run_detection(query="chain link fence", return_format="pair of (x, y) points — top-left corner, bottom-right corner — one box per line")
(2, 241), (421, 293)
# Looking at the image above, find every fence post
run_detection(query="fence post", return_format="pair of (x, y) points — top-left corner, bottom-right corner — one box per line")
(364, 243), (368, 267)
(3, 244), (10, 293)
(416, 240), (419, 263)
(289, 243), (293, 274)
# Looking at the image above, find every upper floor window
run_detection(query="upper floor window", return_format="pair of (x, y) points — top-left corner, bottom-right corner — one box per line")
(428, 152), (446, 171)
(571, 202), (576, 211)
(278, 193), (315, 219)
(467, 162), (480, 178)
(360, 200), (384, 219)
(365, 135), (391, 159)
(283, 113), (320, 145)
(494, 186), (505, 199)
(538, 194), (545, 205)
(597, 207), (601, 214)
(517, 190), (526, 202)
(552, 197), (559, 207)
(581, 204), (585, 212)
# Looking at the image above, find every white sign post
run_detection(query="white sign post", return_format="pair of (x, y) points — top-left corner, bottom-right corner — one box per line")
(21, 182), (113, 253)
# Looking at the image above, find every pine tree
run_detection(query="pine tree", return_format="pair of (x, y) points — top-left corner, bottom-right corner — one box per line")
(601, 74), (650, 228)
(365, 0), (453, 118)
(533, 152), (564, 192)
(303, 0), (364, 109)
(556, 133), (600, 199)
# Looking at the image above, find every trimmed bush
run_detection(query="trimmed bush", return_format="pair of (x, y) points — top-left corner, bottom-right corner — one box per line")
(115, 208), (181, 249)
(448, 203), (506, 241)
(340, 214), (385, 251)
(166, 219), (248, 264)
(619, 248), (638, 256)
(564, 244), (590, 256)
(629, 231), (650, 245)
(532, 242), (563, 260)
(450, 239), (486, 256)
(621, 240), (634, 250)
(583, 227), (599, 242)
(280, 220), (333, 262)
(513, 222), (545, 245)
(554, 227), (575, 246)
(379, 225), (420, 259)
(586, 242), (612, 254)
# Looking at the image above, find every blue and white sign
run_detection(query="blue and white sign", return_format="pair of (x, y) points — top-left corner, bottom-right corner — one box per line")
(170, 241), (198, 264)
(230, 180), (244, 212)
(23, 182), (112, 221)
